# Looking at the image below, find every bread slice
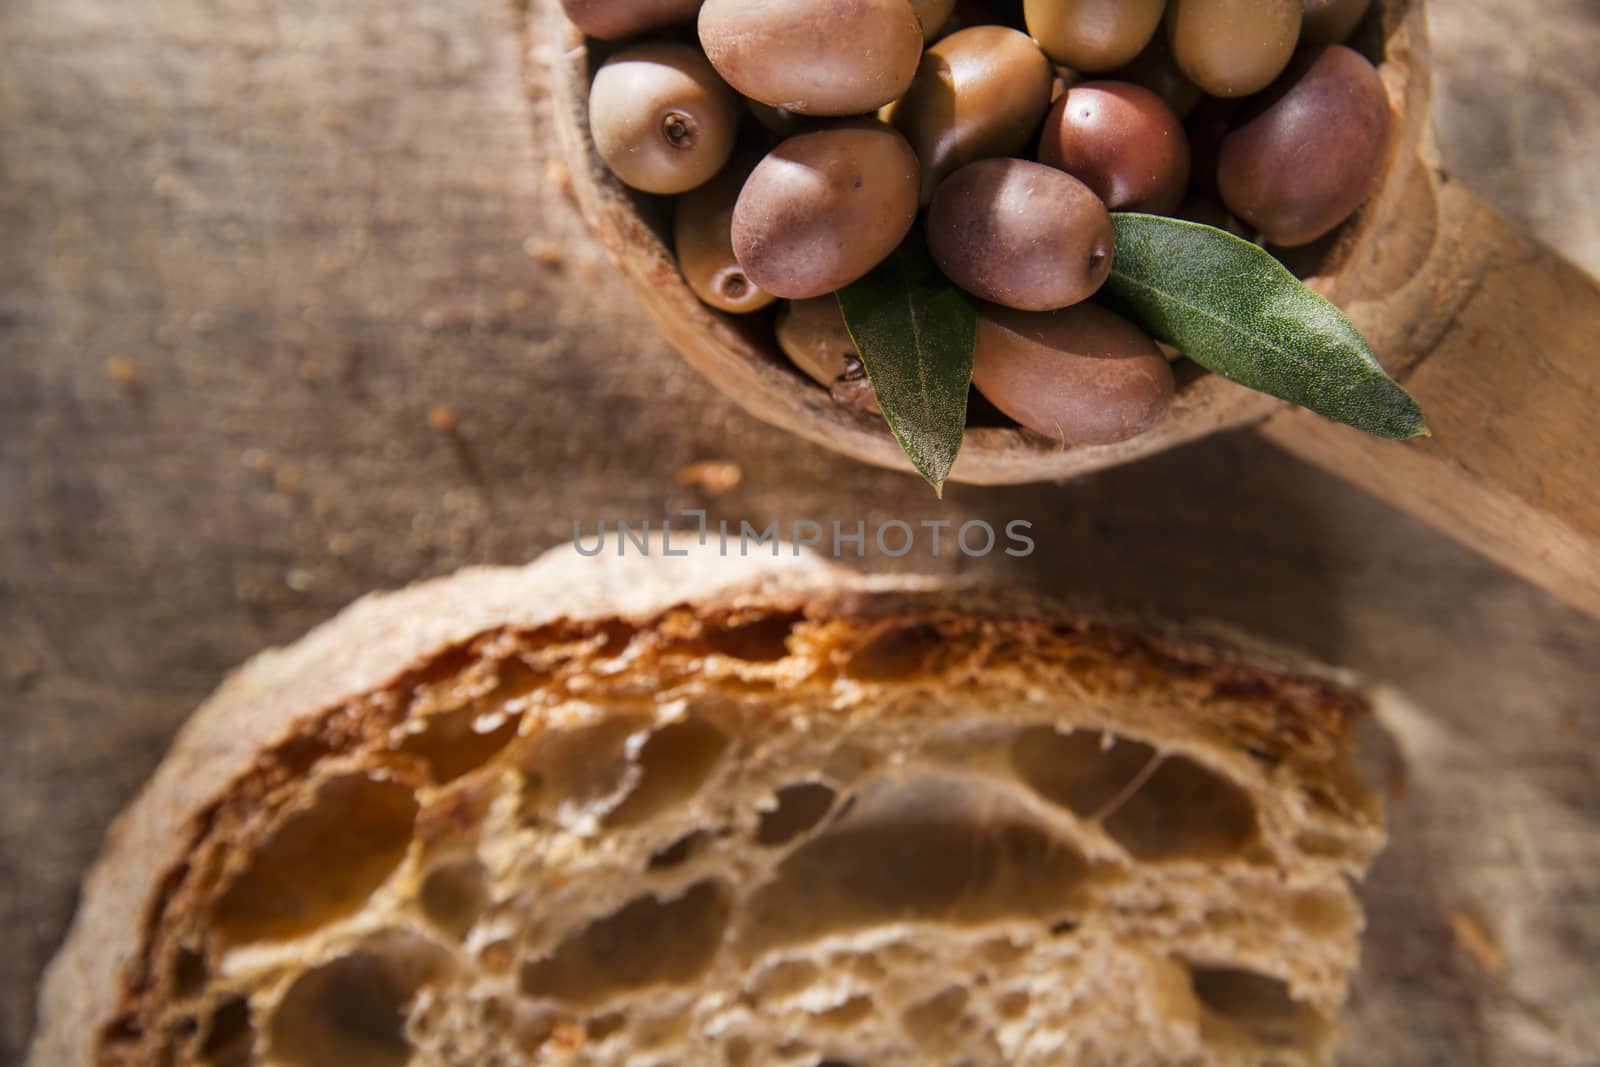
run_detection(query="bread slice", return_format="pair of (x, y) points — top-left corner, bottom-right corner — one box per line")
(30, 544), (1384, 1067)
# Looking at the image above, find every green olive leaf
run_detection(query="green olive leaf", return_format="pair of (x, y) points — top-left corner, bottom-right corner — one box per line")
(836, 232), (977, 496)
(1100, 213), (1428, 439)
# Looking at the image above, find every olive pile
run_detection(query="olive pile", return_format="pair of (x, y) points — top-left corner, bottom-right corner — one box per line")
(570, 0), (1392, 446)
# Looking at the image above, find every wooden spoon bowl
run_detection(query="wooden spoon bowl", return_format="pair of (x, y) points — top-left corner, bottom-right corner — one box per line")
(537, 0), (1433, 486)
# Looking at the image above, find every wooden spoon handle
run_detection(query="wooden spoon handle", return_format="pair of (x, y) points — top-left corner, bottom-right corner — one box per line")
(1260, 168), (1600, 617)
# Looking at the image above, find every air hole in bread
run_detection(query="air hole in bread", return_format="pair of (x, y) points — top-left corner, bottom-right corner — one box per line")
(996, 989), (1031, 1020)
(813, 995), (874, 1028)
(648, 829), (710, 869)
(704, 610), (802, 661)
(1103, 756), (1258, 861)
(519, 880), (731, 1004)
(396, 703), (521, 786)
(1189, 965), (1329, 1049)
(607, 715), (730, 827)
(756, 781), (837, 846)
(171, 945), (207, 999)
(902, 986), (970, 1045)
(198, 995), (252, 1066)
(585, 1011), (627, 1041)
(212, 774), (418, 945)
(1011, 726), (1157, 817)
(843, 622), (945, 680)
(418, 857), (488, 940)
(267, 931), (449, 1067)
(519, 714), (645, 821)
(740, 776), (1086, 954)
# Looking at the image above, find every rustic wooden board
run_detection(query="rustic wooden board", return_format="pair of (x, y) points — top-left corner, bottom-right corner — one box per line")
(1, 0), (1597, 1063)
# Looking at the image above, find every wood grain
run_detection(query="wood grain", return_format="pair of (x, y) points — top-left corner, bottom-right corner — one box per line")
(1, 0), (1597, 1064)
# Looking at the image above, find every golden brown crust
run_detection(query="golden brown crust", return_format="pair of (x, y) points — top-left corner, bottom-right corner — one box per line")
(30, 545), (1374, 1067)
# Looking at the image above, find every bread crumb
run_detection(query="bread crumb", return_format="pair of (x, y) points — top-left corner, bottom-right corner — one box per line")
(677, 460), (743, 495)
(428, 404), (458, 433)
(274, 466), (302, 493)
(523, 237), (564, 267)
(104, 356), (140, 384)
(1450, 910), (1505, 978)
(544, 159), (572, 195)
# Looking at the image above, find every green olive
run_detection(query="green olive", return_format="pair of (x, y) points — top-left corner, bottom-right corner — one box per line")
(1166, 0), (1302, 98)
(1037, 81), (1190, 213)
(910, 0), (958, 39)
(560, 0), (704, 40)
(1302, 0), (1370, 43)
(588, 42), (739, 195)
(776, 297), (857, 386)
(927, 159), (1113, 311)
(890, 26), (1054, 204)
(698, 0), (923, 116)
(1109, 31), (1203, 118)
(973, 302), (1174, 445)
(731, 122), (920, 299)
(1026, 0), (1167, 73)
(674, 158), (778, 314)
(1217, 45), (1393, 246)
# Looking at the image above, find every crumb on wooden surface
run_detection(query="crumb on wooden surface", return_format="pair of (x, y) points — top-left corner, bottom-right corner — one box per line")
(523, 237), (563, 267)
(103, 355), (140, 384)
(676, 460), (742, 495)
(1450, 910), (1506, 978)
(428, 403), (458, 433)
(544, 159), (572, 195)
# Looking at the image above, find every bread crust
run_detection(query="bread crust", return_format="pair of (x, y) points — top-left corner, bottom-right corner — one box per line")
(30, 544), (1375, 1066)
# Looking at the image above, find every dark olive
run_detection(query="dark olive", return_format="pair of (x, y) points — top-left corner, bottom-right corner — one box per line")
(927, 159), (1113, 311)
(890, 26), (1054, 204)
(1025, 0), (1166, 73)
(1217, 45), (1393, 246)
(698, 0), (923, 116)
(1109, 31), (1203, 119)
(588, 43), (739, 195)
(1166, 0), (1302, 98)
(675, 158), (778, 315)
(560, 0), (703, 40)
(731, 122), (920, 300)
(973, 302), (1175, 445)
(1302, 0), (1371, 43)
(775, 297), (857, 386)
(1037, 81), (1190, 213)
(910, 0), (958, 39)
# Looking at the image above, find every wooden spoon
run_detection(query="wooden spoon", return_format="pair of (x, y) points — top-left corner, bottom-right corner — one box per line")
(535, 0), (1600, 616)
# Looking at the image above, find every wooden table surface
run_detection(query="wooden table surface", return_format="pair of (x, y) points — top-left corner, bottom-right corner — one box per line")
(2, 0), (1597, 1063)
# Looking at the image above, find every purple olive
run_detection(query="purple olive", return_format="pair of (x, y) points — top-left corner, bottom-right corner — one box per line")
(1038, 81), (1190, 214)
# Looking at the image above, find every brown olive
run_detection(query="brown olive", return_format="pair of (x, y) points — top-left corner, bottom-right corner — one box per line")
(1302, 0), (1370, 43)
(909, 0), (958, 39)
(1109, 31), (1203, 119)
(674, 158), (778, 315)
(1037, 81), (1190, 213)
(731, 122), (920, 299)
(973, 302), (1175, 445)
(927, 159), (1113, 311)
(1166, 0), (1302, 98)
(1025, 0), (1166, 73)
(560, 0), (704, 40)
(890, 26), (1054, 204)
(1217, 45), (1393, 246)
(588, 43), (739, 195)
(698, 0), (923, 116)
(776, 297), (857, 386)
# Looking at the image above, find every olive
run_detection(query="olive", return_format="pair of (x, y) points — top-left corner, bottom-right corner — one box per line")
(731, 122), (920, 299)
(909, 0), (959, 39)
(1109, 31), (1203, 119)
(1037, 81), (1190, 213)
(1217, 45), (1393, 246)
(1166, 0), (1302, 98)
(1025, 0), (1166, 73)
(926, 159), (1113, 311)
(588, 43), (739, 195)
(698, 0), (923, 116)
(1302, 0), (1370, 43)
(890, 26), (1054, 204)
(973, 302), (1175, 445)
(560, 0), (704, 40)
(776, 297), (858, 386)
(674, 158), (778, 315)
